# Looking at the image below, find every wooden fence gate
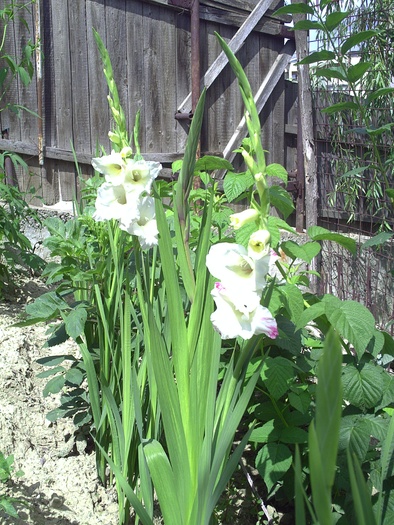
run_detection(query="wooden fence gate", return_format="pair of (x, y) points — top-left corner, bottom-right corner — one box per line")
(0, 0), (297, 207)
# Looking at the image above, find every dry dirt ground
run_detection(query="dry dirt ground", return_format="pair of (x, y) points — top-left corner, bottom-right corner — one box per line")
(0, 279), (119, 525)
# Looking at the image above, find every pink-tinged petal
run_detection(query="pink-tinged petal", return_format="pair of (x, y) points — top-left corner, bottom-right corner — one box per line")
(252, 306), (278, 339)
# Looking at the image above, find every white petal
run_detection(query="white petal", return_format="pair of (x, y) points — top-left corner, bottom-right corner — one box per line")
(92, 151), (126, 186)
(93, 182), (140, 223)
(206, 243), (268, 294)
(123, 159), (162, 194)
(120, 196), (158, 249)
(210, 283), (277, 340)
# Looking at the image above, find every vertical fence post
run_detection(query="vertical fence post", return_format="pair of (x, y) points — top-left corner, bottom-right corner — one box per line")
(292, 0), (319, 290)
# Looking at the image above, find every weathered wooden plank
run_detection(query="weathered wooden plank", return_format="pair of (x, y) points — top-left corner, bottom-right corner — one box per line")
(69, 1), (91, 154)
(177, 0), (275, 113)
(174, 10), (191, 152)
(222, 39), (295, 166)
(126, 1), (144, 148)
(159, 6), (178, 153)
(86, 0), (111, 152)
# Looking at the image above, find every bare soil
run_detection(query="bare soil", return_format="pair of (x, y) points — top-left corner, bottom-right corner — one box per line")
(0, 279), (119, 525)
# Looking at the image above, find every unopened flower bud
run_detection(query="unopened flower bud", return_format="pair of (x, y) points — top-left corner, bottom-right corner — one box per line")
(108, 131), (120, 144)
(248, 229), (270, 258)
(230, 208), (259, 230)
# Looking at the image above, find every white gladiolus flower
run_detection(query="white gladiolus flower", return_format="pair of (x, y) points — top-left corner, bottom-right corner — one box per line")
(206, 242), (270, 295)
(210, 283), (278, 340)
(92, 151), (127, 186)
(120, 196), (158, 250)
(123, 159), (162, 195)
(93, 182), (140, 223)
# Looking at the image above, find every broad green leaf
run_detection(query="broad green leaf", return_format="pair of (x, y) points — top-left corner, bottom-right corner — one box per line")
(382, 332), (394, 357)
(308, 225), (357, 254)
(324, 299), (375, 358)
(223, 170), (254, 202)
(366, 329), (385, 357)
(36, 366), (65, 378)
(65, 367), (84, 386)
(321, 101), (359, 114)
(298, 50), (336, 65)
(347, 62), (372, 83)
(255, 443), (292, 492)
(36, 355), (75, 367)
(289, 389), (311, 414)
(341, 30), (377, 55)
(273, 4), (314, 15)
(280, 239), (321, 263)
(261, 356), (295, 400)
(194, 155), (233, 173)
(235, 220), (258, 248)
(63, 306), (87, 340)
(314, 67), (347, 82)
(293, 20), (324, 31)
(267, 216), (296, 249)
(279, 283), (305, 325)
(296, 300), (326, 330)
(266, 163), (288, 183)
(250, 420), (282, 444)
(366, 87), (394, 104)
(342, 364), (383, 410)
(279, 426), (308, 444)
(269, 186), (294, 219)
(25, 291), (69, 319)
(339, 415), (372, 461)
(43, 374), (66, 397)
(325, 11), (350, 31)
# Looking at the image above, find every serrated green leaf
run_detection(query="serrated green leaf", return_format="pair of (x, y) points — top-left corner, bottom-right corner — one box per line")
(325, 299), (375, 358)
(194, 155), (233, 173)
(235, 220), (258, 248)
(261, 356), (295, 400)
(299, 50), (336, 65)
(307, 225), (357, 254)
(269, 186), (294, 219)
(289, 389), (311, 414)
(342, 364), (383, 410)
(256, 443), (292, 492)
(63, 306), (88, 340)
(280, 240), (321, 264)
(25, 291), (69, 320)
(341, 30), (377, 55)
(223, 171), (254, 202)
(267, 216), (296, 249)
(296, 300), (327, 330)
(250, 420), (282, 444)
(279, 283), (305, 325)
(266, 163), (288, 183)
(339, 415), (373, 460)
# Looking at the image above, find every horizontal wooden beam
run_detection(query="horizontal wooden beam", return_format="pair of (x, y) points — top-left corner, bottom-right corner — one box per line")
(0, 138), (223, 167)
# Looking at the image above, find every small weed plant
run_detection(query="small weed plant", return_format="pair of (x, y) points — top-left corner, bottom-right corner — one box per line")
(0, 451), (25, 519)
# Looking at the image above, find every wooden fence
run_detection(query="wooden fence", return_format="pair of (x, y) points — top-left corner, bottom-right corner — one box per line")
(0, 0), (297, 205)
